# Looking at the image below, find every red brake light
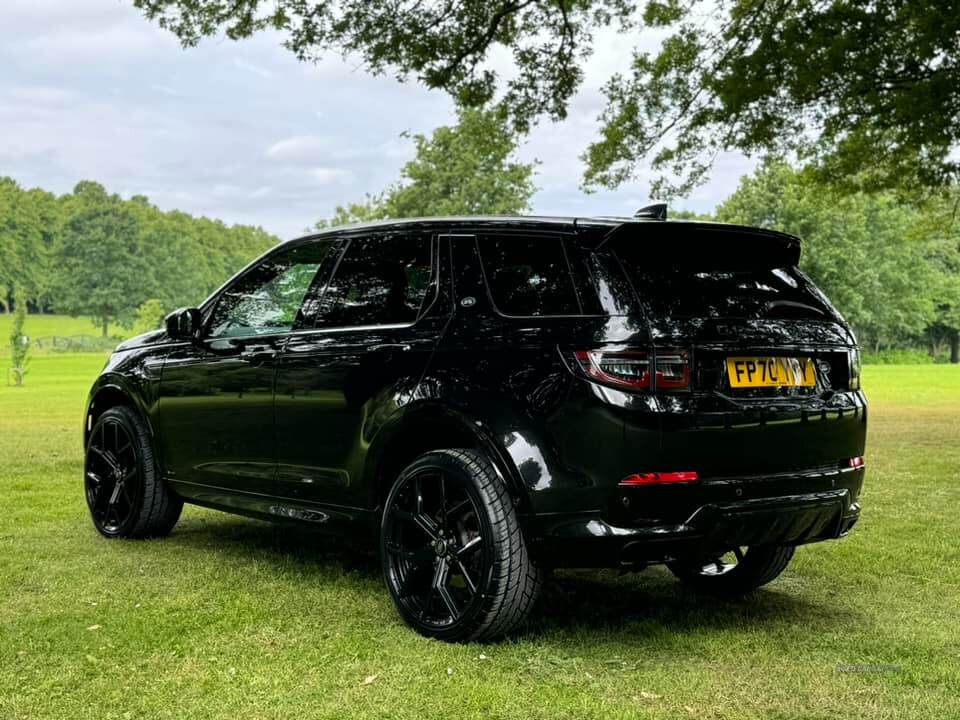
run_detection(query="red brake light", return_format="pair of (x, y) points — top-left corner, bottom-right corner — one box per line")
(619, 471), (700, 486)
(845, 456), (865, 469)
(574, 349), (690, 391)
(654, 351), (690, 390)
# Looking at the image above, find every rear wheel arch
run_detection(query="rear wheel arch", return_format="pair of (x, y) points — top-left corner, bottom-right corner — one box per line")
(366, 406), (530, 515)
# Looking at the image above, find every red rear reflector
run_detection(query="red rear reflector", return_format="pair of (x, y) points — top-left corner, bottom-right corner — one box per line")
(846, 456), (865, 469)
(619, 471), (700, 486)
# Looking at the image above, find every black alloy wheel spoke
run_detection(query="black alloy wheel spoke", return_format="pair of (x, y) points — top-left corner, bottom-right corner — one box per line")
(733, 547), (745, 562)
(445, 498), (471, 521)
(386, 541), (435, 567)
(435, 562), (460, 620)
(88, 446), (120, 475)
(456, 535), (482, 559)
(418, 560), (446, 619)
(452, 558), (477, 594)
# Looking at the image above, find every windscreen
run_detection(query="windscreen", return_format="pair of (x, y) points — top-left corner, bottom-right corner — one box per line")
(612, 234), (833, 321)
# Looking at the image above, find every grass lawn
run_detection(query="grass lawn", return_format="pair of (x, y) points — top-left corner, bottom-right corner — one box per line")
(1, 355), (958, 719)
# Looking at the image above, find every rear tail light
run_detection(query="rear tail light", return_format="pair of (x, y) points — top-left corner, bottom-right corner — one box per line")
(575, 350), (650, 389)
(619, 471), (699, 486)
(574, 349), (690, 392)
(654, 351), (690, 390)
(844, 456), (865, 469)
(848, 348), (861, 390)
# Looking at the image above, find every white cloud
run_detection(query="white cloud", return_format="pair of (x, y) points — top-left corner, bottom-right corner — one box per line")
(311, 168), (352, 185)
(266, 135), (332, 163)
(233, 57), (274, 79)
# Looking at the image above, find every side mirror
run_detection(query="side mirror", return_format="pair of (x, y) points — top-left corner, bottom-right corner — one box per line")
(165, 307), (201, 340)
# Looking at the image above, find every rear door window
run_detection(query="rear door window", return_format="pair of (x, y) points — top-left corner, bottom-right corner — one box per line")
(316, 233), (434, 328)
(477, 234), (581, 317)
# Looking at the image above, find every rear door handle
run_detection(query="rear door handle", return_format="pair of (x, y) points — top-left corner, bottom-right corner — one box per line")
(367, 343), (412, 353)
(241, 344), (277, 361)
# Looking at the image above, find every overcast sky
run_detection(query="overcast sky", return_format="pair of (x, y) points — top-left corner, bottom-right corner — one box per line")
(1, 0), (758, 239)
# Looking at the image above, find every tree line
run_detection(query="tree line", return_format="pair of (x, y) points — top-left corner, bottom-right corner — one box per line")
(2, 111), (958, 362)
(0, 178), (278, 336)
(692, 161), (960, 362)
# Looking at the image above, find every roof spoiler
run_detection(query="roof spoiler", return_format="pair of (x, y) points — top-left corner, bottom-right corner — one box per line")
(595, 220), (802, 265)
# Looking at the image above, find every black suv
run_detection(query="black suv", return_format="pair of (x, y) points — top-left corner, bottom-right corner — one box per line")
(83, 214), (866, 641)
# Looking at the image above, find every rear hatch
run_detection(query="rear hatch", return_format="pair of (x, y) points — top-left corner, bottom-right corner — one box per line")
(605, 222), (865, 476)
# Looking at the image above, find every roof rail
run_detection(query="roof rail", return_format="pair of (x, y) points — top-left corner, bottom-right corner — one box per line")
(634, 203), (667, 220)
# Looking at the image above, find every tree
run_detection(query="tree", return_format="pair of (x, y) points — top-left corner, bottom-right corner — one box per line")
(584, 1), (960, 198)
(0, 178), (54, 311)
(715, 160), (940, 352)
(316, 107), (537, 227)
(133, 299), (169, 335)
(52, 187), (153, 336)
(8, 286), (29, 386)
(134, 1), (960, 198)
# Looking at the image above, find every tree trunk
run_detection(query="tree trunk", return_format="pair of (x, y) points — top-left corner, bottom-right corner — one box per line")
(951, 329), (959, 365)
(102, 317), (109, 338)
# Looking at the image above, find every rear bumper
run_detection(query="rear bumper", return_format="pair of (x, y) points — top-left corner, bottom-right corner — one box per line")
(529, 482), (861, 569)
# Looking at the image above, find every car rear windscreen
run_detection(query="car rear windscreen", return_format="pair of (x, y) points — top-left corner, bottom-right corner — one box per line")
(612, 236), (833, 321)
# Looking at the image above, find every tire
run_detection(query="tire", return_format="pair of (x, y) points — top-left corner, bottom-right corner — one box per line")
(380, 448), (542, 642)
(667, 545), (795, 596)
(84, 406), (182, 539)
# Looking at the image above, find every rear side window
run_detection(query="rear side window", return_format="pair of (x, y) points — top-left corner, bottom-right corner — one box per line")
(317, 233), (433, 328)
(477, 235), (580, 316)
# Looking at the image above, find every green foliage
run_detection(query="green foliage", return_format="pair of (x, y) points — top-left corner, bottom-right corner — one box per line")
(316, 107), (537, 228)
(53, 189), (153, 336)
(584, 1), (960, 197)
(133, 299), (168, 335)
(8, 287), (29, 385)
(0, 176), (278, 337)
(0, 178), (56, 308)
(716, 160), (960, 354)
(862, 348), (947, 365)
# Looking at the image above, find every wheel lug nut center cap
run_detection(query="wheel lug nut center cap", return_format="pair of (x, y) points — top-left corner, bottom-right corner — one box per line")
(432, 538), (448, 556)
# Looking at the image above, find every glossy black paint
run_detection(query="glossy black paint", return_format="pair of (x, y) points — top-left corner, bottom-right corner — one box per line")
(84, 216), (867, 567)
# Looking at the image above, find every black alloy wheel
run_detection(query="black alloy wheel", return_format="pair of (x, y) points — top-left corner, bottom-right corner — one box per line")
(380, 449), (542, 642)
(668, 544), (796, 596)
(84, 406), (182, 539)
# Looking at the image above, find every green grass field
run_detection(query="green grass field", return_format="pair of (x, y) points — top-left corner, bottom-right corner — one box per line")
(1, 354), (958, 720)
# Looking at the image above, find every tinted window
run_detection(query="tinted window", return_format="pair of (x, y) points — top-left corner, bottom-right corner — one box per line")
(207, 241), (333, 338)
(317, 233), (433, 328)
(614, 242), (832, 320)
(478, 235), (580, 316)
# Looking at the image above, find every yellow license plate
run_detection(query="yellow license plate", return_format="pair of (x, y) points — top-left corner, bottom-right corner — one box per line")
(726, 357), (816, 388)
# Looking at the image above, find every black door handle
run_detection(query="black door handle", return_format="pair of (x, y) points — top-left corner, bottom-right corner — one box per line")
(241, 344), (276, 361)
